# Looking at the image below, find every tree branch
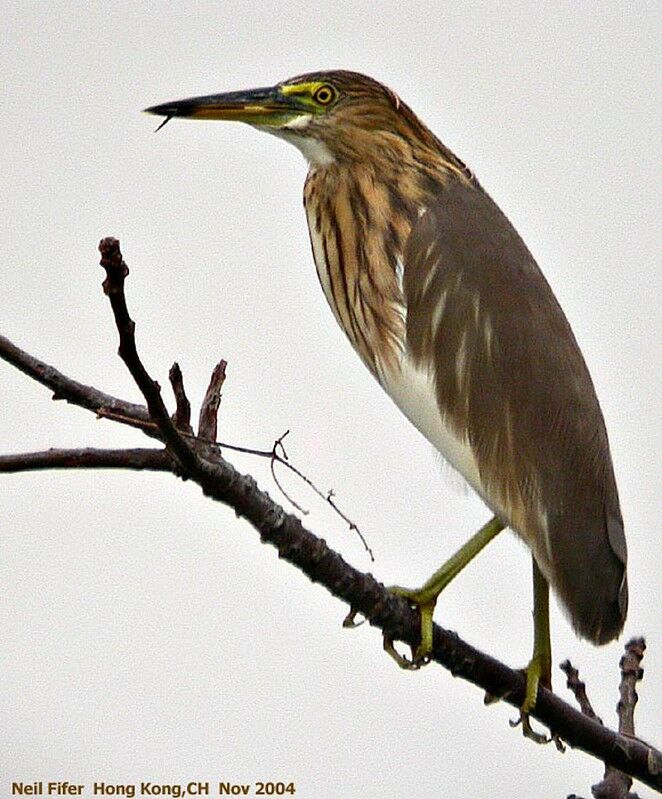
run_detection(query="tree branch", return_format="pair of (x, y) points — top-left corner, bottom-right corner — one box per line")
(0, 447), (171, 474)
(0, 333), (151, 423)
(98, 237), (202, 477)
(0, 238), (659, 792)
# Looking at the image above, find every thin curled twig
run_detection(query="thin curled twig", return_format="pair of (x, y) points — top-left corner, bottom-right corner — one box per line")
(269, 430), (309, 515)
(327, 489), (374, 562)
(222, 428), (373, 559)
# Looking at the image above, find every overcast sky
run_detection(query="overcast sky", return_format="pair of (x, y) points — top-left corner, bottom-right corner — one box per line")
(1, 3), (659, 797)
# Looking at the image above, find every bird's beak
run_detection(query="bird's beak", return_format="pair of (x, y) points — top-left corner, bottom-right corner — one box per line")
(144, 85), (307, 130)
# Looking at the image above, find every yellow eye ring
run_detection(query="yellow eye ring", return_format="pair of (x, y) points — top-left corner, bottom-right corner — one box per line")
(313, 85), (336, 105)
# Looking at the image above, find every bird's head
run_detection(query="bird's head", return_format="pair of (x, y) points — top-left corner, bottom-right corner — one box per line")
(145, 70), (445, 168)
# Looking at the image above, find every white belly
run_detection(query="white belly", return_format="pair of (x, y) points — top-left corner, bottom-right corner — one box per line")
(379, 356), (484, 499)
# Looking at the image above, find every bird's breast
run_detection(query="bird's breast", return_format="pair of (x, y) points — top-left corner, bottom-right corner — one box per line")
(304, 188), (405, 374)
(304, 194), (485, 502)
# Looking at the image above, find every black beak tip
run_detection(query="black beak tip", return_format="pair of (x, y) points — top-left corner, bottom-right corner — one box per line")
(144, 102), (172, 116)
(144, 103), (179, 132)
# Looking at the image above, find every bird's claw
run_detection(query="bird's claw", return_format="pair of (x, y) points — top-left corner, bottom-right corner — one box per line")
(510, 712), (551, 745)
(383, 636), (429, 670)
(509, 713), (566, 750)
(505, 652), (565, 747)
(342, 609), (365, 628)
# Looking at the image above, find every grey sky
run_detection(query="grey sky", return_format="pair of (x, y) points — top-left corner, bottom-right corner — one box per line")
(1, 3), (659, 797)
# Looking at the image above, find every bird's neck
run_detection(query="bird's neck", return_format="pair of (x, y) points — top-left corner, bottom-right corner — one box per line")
(303, 157), (463, 378)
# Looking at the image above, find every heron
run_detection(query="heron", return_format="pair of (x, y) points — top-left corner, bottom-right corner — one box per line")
(145, 70), (627, 735)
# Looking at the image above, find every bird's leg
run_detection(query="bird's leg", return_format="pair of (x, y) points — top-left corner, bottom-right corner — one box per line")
(384, 515), (505, 668)
(516, 556), (553, 744)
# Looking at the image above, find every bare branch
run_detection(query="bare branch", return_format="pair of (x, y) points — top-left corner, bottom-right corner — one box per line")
(0, 334), (150, 423)
(0, 448), (171, 474)
(0, 327), (367, 544)
(563, 641), (650, 798)
(617, 638), (646, 738)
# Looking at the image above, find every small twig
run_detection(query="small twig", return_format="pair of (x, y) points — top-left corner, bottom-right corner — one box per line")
(273, 429), (290, 459)
(198, 359), (227, 441)
(270, 456), (309, 515)
(96, 406), (160, 436)
(222, 427), (372, 558)
(169, 362), (194, 434)
(564, 640), (648, 799)
(271, 446), (373, 560)
(561, 660), (602, 723)
(268, 430), (311, 514)
(327, 489), (374, 562)
(256, 428), (374, 559)
(617, 638), (645, 738)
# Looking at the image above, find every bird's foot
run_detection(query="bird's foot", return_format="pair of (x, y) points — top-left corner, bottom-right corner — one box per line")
(508, 652), (559, 746)
(511, 713), (565, 751)
(382, 585), (438, 670)
(511, 711), (551, 745)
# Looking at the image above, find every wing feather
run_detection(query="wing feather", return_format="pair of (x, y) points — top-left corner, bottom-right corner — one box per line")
(403, 180), (627, 643)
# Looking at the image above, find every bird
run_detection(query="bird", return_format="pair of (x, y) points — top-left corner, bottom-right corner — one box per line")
(145, 70), (627, 734)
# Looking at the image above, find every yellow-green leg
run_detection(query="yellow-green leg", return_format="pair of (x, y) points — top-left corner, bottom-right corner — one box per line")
(384, 515), (505, 668)
(518, 556), (553, 743)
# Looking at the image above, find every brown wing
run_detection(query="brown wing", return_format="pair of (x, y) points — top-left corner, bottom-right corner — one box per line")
(403, 179), (627, 644)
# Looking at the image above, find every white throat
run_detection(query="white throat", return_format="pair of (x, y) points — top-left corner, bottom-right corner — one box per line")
(258, 116), (335, 167)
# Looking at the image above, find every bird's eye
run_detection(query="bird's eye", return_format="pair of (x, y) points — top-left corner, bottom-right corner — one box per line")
(313, 85), (336, 106)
